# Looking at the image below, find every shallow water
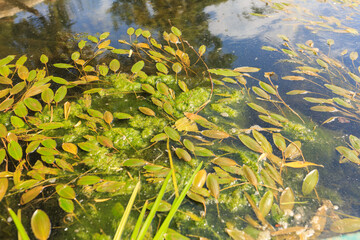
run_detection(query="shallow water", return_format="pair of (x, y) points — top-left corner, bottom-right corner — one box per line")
(1, 0), (360, 239)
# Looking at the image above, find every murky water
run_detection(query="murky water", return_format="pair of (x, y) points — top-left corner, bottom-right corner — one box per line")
(1, 0), (360, 239)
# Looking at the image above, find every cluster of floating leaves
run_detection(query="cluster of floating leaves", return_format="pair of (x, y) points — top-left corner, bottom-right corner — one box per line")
(0, 25), (359, 240)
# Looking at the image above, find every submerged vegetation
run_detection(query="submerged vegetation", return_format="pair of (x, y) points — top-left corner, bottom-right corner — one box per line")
(1, 0), (360, 239)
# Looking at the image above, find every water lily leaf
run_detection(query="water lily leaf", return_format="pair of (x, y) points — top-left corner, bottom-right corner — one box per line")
(77, 176), (101, 185)
(58, 197), (74, 213)
(183, 139), (195, 152)
(202, 130), (230, 139)
(54, 86), (67, 103)
(56, 184), (75, 199)
(123, 159), (148, 167)
(8, 140), (22, 160)
(20, 186), (44, 205)
(330, 218), (360, 233)
(164, 126), (180, 142)
(95, 181), (125, 193)
(336, 146), (360, 164)
(38, 122), (64, 130)
(259, 191), (274, 217)
(284, 161), (323, 168)
(97, 136), (114, 149)
(0, 177), (8, 202)
(206, 173), (219, 200)
(302, 169), (319, 195)
(208, 68), (241, 77)
(31, 209), (51, 240)
(238, 134), (263, 153)
(139, 107), (155, 117)
(24, 97), (42, 112)
(175, 148), (191, 162)
(193, 169), (206, 188)
(243, 165), (258, 191)
(113, 112), (133, 120)
(212, 157), (237, 167)
(280, 187), (295, 211)
(194, 147), (214, 157)
(0, 97), (14, 111)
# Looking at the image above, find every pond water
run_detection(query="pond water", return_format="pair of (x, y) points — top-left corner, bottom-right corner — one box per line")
(1, 0), (360, 239)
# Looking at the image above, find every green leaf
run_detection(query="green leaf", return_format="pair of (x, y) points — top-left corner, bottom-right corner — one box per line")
(24, 98), (42, 112)
(259, 191), (274, 217)
(53, 63), (74, 69)
(58, 197), (74, 213)
(0, 55), (16, 66)
(302, 169), (319, 195)
(77, 176), (101, 185)
(8, 141), (23, 160)
(7, 208), (30, 240)
(41, 88), (54, 104)
(38, 122), (64, 130)
(31, 209), (51, 240)
(171, 26), (182, 37)
(40, 55), (48, 64)
(0, 98), (14, 111)
(208, 68), (241, 77)
(55, 184), (75, 199)
(54, 86), (67, 103)
(14, 101), (28, 117)
(164, 126), (181, 142)
(131, 61), (145, 74)
(109, 59), (120, 72)
(330, 218), (360, 233)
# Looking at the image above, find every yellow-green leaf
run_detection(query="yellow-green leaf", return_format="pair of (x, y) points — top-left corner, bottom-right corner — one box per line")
(31, 209), (51, 240)
(302, 169), (319, 195)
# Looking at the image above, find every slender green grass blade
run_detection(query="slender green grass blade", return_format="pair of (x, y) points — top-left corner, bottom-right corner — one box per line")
(113, 181), (141, 240)
(136, 172), (172, 240)
(153, 162), (203, 240)
(7, 208), (30, 240)
(130, 200), (149, 240)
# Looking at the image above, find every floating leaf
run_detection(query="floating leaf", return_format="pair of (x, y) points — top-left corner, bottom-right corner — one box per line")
(259, 191), (274, 217)
(113, 112), (133, 120)
(206, 174), (219, 200)
(8, 140), (22, 161)
(252, 86), (270, 99)
(54, 86), (67, 103)
(10, 82), (26, 95)
(262, 46), (277, 51)
(310, 105), (338, 112)
(24, 98), (42, 112)
(21, 186), (44, 205)
(131, 61), (144, 74)
(174, 117), (197, 132)
(175, 148), (191, 162)
(252, 130), (272, 153)
(97, 136), (114, 149)
(243, 165), (258, 191)
(193, 169), (207, 188)
(194, 147), (214, 157)
(58, 197), (74, 213)
(56, 159), (74, 172)
(77, 176), (101, 185)
(56, 184), (75, 199)
(123, 159), (147, 167)
(226, 228), (254, 240)
(208, 68), (241, 77)
(238, 134), (263, 153)
(273, 133), (286, 152)
(212, 157), (237, 167)
(0, 177), (8, 202)
(156, 63), (168, 74)
(284, 161), (323, 168)
(53, 63), (74, 69)
(139, 107), (155, 117)
(259, 81), (276, 95)
(284, 141), (302, 159)
(0, 148), (5, 165)
(234, 66), (260, 72)
(164, 126), (180, 142)
(330, 218), (360, 233)
(142, 84), (155, 95)
(350, 51), (358, 61)
(264, 162), (283, 186)
(163, 102), (174, 115)
(61, 143), (77, 155)
(0, 98), (14, 111)
(95, 181), (125, 193)
(172, 62), (182, 74)
(150, 133), (168, 142)
(38, 122), (64, 130)
(280, 187), (295, 211)
(31, 209), (51, 240)
(18, 66), (29, 80)
(302, 169), (319, 195)
(349, 135), (360, 151)
(336, 146), (360, 164)
(109, 59), (120, 72)
(183, 139), (195, 152)
(202, 130), (230, 139)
